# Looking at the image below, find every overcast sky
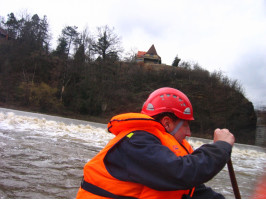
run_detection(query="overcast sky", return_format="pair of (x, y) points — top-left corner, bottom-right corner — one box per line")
(1, 0), (266, 108)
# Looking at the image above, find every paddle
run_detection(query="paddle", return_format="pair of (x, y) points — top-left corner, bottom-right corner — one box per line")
(227, 158), (241, 199)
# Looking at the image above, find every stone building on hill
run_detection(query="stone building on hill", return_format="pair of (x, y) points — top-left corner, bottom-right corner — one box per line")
(136, 44), (161, 64)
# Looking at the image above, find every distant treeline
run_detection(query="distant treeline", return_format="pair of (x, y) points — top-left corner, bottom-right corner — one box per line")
(0, 12), (257, 144)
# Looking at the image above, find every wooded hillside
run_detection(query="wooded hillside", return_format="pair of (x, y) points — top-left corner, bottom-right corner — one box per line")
(0, 12), (257, 144)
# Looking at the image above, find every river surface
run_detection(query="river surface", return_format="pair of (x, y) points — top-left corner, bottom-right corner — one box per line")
(0, 107), (265, 199)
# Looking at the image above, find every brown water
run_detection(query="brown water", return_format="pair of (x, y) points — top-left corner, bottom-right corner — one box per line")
(0, 108), (265, 198)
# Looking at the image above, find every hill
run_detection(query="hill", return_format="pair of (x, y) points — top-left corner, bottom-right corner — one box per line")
(1, 56), (256, 144)
(97, 61), (257, 144)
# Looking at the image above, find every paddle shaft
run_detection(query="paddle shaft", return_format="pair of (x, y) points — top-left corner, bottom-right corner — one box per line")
(227, 158), (241, 199)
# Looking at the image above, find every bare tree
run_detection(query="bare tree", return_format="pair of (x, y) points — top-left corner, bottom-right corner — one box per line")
(91, 25), (123, 61)
(123, 47), (137, 63)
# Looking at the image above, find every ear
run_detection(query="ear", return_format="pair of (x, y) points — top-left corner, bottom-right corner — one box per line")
(160, 116), (172, 131)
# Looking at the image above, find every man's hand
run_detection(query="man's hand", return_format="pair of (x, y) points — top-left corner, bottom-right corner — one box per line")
(213, 128), (235, 146)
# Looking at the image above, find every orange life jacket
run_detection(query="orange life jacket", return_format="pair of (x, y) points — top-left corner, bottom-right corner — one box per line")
(76, 113), (195, 199)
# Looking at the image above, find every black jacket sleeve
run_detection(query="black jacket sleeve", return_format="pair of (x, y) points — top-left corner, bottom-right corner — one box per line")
(104, 130), (232, 192)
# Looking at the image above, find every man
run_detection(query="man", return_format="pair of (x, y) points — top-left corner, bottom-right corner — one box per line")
(76, 87), (235, 199)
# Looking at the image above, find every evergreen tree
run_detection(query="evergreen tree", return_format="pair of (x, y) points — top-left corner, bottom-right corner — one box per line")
(172, 55), (181, 67)
(53, 37), (68, 59)
(4, 12), (19, 39)
(61, 26), (79, 57)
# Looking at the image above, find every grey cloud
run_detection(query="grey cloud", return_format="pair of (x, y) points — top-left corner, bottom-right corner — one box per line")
(229, 47), (266, 107)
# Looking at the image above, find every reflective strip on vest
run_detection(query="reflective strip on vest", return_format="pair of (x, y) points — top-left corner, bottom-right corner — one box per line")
(127, 132), (134, 138)
(81, 177), (136, 199)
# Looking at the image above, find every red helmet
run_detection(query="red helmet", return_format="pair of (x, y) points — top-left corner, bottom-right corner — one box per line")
(141, 87), (194, 120)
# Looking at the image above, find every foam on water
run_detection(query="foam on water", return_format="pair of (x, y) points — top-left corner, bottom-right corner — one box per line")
(0, 111), (114, 148)
(1, 111), (265, 158)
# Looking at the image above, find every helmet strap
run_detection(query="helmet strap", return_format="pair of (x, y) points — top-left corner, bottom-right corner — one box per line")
(170, 120), (184, 136)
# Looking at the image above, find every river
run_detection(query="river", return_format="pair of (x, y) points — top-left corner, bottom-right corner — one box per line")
(0, 107), (265, 199)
